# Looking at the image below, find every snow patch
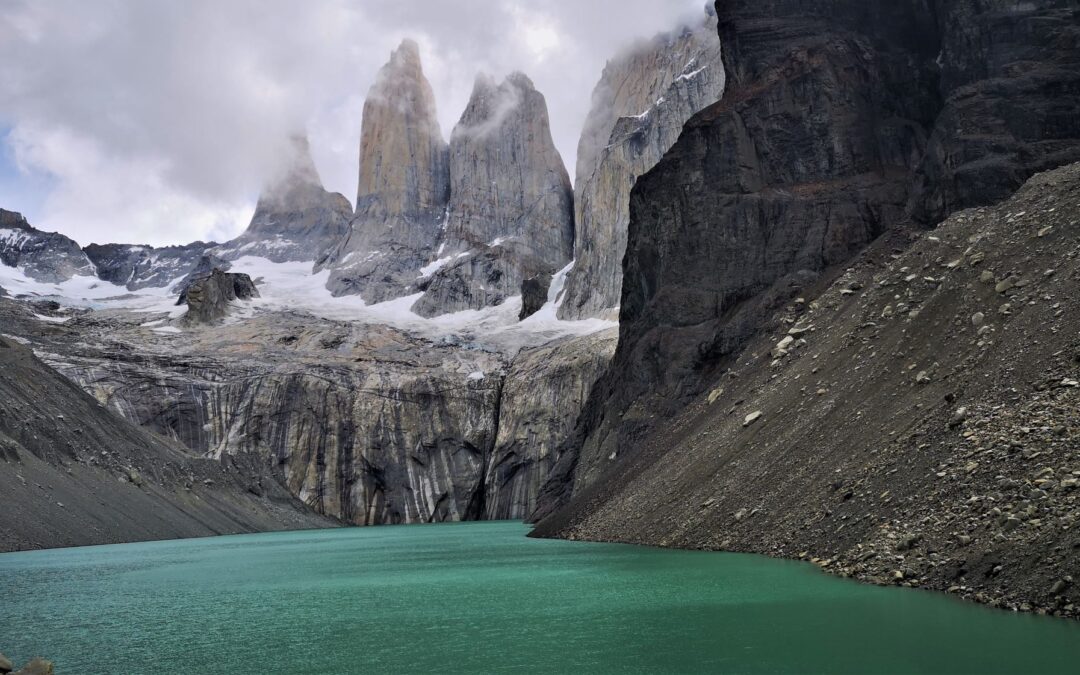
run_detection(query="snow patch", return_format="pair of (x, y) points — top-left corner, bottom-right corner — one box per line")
(33, 313), (71, 324)
(675, 66), (706, 82)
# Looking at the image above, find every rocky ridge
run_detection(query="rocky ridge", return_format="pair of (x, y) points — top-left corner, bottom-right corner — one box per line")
(2, 287), (616, 526)
(0, 209), (96, 283)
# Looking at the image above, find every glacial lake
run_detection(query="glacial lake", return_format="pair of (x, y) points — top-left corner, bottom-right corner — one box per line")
(1, 521), (1079, 674)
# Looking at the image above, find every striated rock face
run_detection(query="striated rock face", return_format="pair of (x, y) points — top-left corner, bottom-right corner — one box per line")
(485, 329), (617, 520)
(0, 298), (333, 553)
(412, 73), (574, 317)
(534, 0), (1080, 522)
(322, 40), (451, 302)
(559, 9), (725, 320)
(0, 209), (96, 283)
(179, 268), (259, 325)
(12, 299), (613, 526)
(220, 134), (353, 263)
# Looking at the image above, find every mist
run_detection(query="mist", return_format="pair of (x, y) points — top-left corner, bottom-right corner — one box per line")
(0, 0), (707, 247)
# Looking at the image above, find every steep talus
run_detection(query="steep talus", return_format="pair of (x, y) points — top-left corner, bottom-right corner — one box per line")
(559, 8), (727, 320)
(0, 299), (334, 553)
(412, 72), (574, 317)
(535, 162), (1080, 617)
(533, 0), (1080, 616)
(322, 39), (451, 303)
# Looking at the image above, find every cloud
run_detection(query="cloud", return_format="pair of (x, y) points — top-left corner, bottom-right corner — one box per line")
(0, 0), (708, 247)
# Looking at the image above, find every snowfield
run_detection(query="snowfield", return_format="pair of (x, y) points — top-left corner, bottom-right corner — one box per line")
(0, 256), (614, 349)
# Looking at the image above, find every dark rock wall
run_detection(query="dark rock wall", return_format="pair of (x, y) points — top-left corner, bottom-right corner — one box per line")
(535, 0), (1080, 521)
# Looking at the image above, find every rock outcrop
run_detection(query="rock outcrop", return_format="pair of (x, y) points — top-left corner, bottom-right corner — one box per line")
(411, 72), (574, 317)
(219, 134), (353, 263)
(519, 274), (552, 320)
(0, 209), (96, 283)
(909, 0), (1080, 224)
(0, 299), (333, 553)
(558, 8), (726, 320)
(179, 268), (259, 324)
(322, 40), (451, 303)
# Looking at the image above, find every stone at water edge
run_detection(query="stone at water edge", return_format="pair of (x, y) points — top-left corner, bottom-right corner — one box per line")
(0, 653), (12, 673)
(11, 658), (53, 675)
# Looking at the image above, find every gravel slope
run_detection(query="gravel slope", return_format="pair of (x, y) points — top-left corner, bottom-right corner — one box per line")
(534, 163), (1080, 618)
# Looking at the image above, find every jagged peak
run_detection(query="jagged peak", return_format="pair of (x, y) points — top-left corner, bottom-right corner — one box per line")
(389, 38), (422, 69)
(455, 70), (549, 139)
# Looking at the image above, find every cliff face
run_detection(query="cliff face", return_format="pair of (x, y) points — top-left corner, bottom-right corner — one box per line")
(910, 0), (1080, 223)
(411, 73), (574, 317)
(559, 9), (726, 320)
(0, 299), (333, 553)
(484, 329), (617, 520)
(322, 40), (451, 303)
(534, 161), (1080, 617)
(533, 0), (1080, 616)
(220, 135), (353, 264)
(6, 298), (613, 526)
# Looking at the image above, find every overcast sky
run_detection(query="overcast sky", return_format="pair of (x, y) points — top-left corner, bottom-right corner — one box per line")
(0, 0), (707, 247)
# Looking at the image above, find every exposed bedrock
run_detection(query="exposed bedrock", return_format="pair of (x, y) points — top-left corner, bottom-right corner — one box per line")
(412, 72), (574, 318)
(534, 0), (1080, 521)
(0, 301), (334, 553)
(322, 39), (451, 303)
(484, 329), (617, 520)
(559, 7), (726, 320)
(27, 311), (615, 526)
(178, 268), (259, 325)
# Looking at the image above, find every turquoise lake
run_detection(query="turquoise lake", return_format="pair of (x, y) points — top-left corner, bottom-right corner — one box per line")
(1, 521), (1078, 674)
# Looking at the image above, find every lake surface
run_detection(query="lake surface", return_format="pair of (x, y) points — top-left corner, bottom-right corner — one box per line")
(1, 521), (1078, 674)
